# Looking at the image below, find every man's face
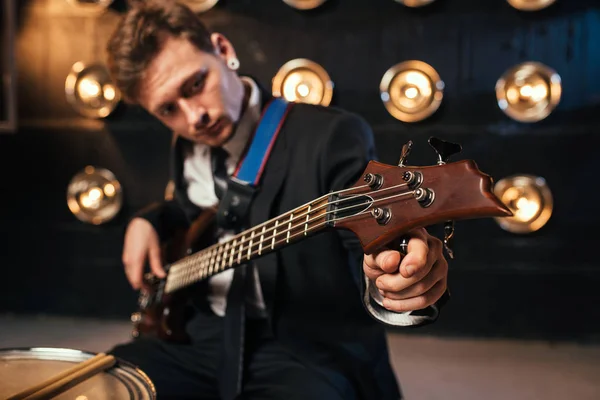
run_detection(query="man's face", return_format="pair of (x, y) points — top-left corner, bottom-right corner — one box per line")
(138, 34), (245, 147)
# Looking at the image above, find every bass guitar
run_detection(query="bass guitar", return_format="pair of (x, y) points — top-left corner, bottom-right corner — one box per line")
(130, 137), (512, 342)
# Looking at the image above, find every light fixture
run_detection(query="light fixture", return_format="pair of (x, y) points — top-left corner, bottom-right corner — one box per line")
(67, 166), (123, 225)
(272, 59), (334, 106)
(493, 174), (553, 234)
(506, 0), (557, 11)
(380, 60), (444, 123)
(394, 0), (437, 7)
(180, 0), (219, 12)
(495, 62), (561, 123)
(282, 0), (327, 10)
(65, 0), (114, 13)
(65, 62), (121, 119)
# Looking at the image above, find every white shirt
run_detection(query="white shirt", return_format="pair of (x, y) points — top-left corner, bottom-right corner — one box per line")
(182, 76), (265, 317)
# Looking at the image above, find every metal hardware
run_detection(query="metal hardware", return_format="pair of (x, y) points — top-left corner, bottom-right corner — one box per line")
(414, 188), (435, 207)
(364, 173), (384, 190)
(397, 140), (413, 166)
(402, 171), (423, 189)
(371, 207), (392, 225)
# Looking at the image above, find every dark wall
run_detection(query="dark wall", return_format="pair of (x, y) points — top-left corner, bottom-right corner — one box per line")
(1, 0), (599, 342)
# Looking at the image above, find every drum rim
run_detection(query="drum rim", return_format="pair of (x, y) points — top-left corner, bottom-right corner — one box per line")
(0, 347), (157, 399)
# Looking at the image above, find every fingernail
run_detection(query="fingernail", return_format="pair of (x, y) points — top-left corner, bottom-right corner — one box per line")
(405, 265), (414, 277)
(379, 289), (385, 296)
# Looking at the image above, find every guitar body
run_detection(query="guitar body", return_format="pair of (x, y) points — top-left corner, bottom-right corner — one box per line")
(130, 208), (218, 343)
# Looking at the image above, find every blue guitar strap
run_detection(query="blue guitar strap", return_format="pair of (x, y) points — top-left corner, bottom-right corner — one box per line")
(216, 97), (293, 230)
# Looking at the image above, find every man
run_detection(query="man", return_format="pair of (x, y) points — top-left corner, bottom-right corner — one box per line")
(107, 2), (449, 399)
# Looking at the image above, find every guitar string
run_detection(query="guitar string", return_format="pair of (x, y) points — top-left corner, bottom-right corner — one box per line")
(167, 181), (411, 277)
(168, 180), (411, 275)
(167, 186), (416, 284)
(167, 189), (418, 290)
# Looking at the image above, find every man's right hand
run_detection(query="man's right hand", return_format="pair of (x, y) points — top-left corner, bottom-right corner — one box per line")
(122, 218), (166, 290)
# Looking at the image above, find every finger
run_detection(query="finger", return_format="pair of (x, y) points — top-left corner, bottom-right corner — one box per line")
(399, 234), (431, 278)
(380, 258), (447, 300)
(363, 249), (402, 281)
(148, 244), (166, 278)
(381, 278), (447, 313)
(363, 261), (385, 281)
(123, 253), (145, 290)
(406, 227), (428, 242)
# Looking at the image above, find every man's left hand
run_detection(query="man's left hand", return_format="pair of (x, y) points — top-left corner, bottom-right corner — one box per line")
(363, 228), (448, 312)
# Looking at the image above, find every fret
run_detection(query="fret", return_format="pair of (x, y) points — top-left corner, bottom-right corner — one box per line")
(220, 244), (227, 271)
(224, 242), (230, 270)
(248, 231), (254, 260)
(215, 244), (223, 272)
(304, 205), (311, 236)
(238, 236), (244, 265)
(209, 247), (216, 275)
(259, 226), (266, 255)
(229, 239), (236, 267)
(272, 220), (279, 250)
(286, 213), (293, 243)
(164, 195), (333, 295)
(201, 251), (209, 279)
(216, 246), (222, 273)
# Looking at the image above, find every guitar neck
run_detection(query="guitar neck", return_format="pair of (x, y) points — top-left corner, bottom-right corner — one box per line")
(164, 194), (335, 294)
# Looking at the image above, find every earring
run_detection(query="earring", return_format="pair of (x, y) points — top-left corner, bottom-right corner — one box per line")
(227, 58), (240, 71)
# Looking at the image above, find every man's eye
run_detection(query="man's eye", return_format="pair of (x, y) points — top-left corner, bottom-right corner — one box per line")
(191, 77), (204, 93)
(160, 104), (175, 117)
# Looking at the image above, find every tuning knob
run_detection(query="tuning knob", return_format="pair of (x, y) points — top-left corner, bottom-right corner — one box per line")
(414, 188), (435, 207)
(371, 207), (392, 225)
(397, 140), (413, 167)
(364, 173), (384, 190)
(428, 137), (462, 165)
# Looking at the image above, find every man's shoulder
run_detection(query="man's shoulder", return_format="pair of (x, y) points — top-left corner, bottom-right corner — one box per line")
(286, 102), (366, 123)
(282, 102), (373, 140)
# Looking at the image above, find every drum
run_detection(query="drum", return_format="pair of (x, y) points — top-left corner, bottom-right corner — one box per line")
(0, 347), (156, 399)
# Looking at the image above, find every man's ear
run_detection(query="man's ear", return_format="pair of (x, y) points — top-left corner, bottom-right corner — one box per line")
(210, 33), (237, 63)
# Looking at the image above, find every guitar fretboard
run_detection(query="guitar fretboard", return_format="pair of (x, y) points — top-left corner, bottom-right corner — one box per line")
(164, 195), (332, 294)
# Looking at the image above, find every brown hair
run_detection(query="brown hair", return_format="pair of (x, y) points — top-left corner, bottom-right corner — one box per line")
(106, 1), (214, 103)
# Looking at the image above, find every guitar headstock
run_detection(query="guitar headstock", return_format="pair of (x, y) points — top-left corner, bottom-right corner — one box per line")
(333, 137), (512, 254)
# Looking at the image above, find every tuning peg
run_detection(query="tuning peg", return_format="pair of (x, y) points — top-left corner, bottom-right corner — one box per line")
(397, 140), (413, 167)
(428, 137), (462, 165)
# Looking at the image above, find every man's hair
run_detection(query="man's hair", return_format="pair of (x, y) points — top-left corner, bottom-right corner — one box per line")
(106, 1), (214, 103)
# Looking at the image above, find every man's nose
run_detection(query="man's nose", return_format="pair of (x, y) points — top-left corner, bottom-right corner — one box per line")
(178, 100), (209, 130)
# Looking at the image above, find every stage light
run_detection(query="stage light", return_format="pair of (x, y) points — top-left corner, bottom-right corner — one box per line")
(379, 60), (444, 123)
(506, 0), (556, 11)
(282, 0), (327, 10)
(493, 174), (553, 234)
(394, 0), (437, 7)
(496, 62), (561, 123)
(65, 0), (114, 13)
(65, 62), (121, 119)
(67, 166), (123, 225)
(179, 0), (219, 12)
(272, 59), (333, 106)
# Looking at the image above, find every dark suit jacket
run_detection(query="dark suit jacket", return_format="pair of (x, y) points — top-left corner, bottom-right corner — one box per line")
(137, 88), (444, 399)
